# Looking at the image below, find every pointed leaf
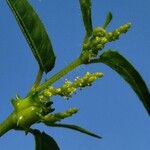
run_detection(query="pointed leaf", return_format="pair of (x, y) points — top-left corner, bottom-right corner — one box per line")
(49, 123), (102, 139)
(98, 50), (150, 114)
(7, 0), (56, 73)
(30, 129), (60, 150)
(79, 0), (93, 36)
(102, 12), (113, 29)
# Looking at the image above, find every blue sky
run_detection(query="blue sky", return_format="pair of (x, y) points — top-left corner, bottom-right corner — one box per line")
(0, 0), (150, 150)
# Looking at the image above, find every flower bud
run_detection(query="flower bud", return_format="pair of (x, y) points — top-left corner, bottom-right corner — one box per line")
(96, 44), (104, 50)
(118, 23), (131, 33)
(93, 27), (106, 37)
(43, 108), (78, 124)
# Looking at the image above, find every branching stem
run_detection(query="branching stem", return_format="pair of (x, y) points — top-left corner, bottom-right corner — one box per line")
(35, 57), (82, 93)
(31, 68), (43, 90)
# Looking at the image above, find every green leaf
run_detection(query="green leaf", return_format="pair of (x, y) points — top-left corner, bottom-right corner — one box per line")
(97, 50), (150, 115)
(79, 0), (93, 36)
(49, 123), (102, 139)
(102, 12), (113, 29)
(7, 0), (56, 73)
(30, 129), (60, 150)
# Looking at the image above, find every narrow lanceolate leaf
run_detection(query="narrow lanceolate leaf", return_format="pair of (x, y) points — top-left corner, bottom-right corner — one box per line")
(79, 0), (93, 36)
(49, 123), (102, 139)
(102, 12), (113, 29)
(98, 50), (150, 115)
(7, 0), (56, 73)
(30, 129), (60, 150)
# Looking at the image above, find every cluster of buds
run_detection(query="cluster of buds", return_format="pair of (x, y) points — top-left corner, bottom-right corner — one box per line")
(40, 72), (103, 99)
(87, 28), (108, 54)
(82, 23), (131, 58)
(73, 72), (103, 87)
(107, 23), (132, 41)
(42, 108), (78, 124)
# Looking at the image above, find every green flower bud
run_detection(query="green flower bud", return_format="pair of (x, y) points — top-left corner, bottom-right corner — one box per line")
(74, 72), (103, 87)
(100, 37), (108, 44)
(96, 44), (104, 50)
(108, 23), (131, 42)
(44, 90), (53, 97)
(111, 30), (120, 40)
(42, 108), (78, 124)
(83, 42), (91, 50)
(93, 27), (106, 37)
(92, 37), (101, 46)
(55, 80), (77, 98)
(41, 72), (103, 99)
(118, 23), (131, 33)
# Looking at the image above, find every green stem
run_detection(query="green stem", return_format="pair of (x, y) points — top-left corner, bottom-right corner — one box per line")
(36, 57), (82, 93)
(32, 68), (43, 90)
(0, 114), (16, 137)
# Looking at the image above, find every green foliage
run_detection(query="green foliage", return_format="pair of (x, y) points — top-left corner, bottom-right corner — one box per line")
(95, 50), (150, 114)
(30, 129), (60, 150)
(79, 0), (93, 36)
(102, 12), (113, 29)
(49, 123), (101, 139)
(0, 0), (149, 150)
(7, 0), (56, 73)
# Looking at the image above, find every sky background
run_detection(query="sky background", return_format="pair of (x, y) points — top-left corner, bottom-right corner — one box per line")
(0, 0), (150, 150)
